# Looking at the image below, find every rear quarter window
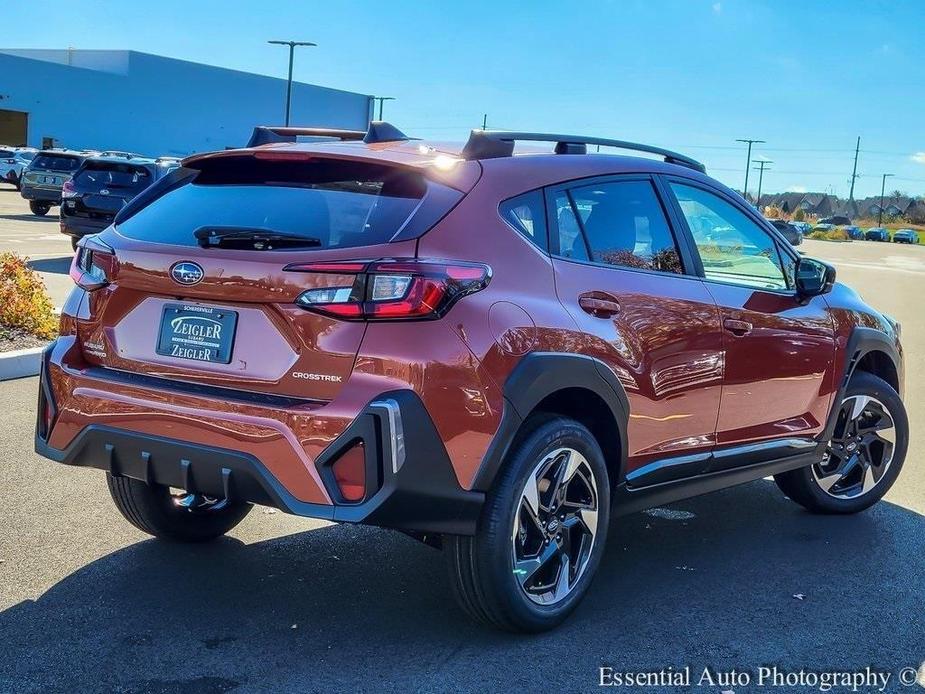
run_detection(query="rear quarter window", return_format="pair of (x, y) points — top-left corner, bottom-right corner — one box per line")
(499, 190), (548, 251)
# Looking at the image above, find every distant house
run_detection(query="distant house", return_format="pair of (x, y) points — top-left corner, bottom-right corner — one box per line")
(854, 196), (925, 223)
(758, 192), (838, 217)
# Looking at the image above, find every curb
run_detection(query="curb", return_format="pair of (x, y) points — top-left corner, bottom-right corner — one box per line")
(0, 346), (46, 381)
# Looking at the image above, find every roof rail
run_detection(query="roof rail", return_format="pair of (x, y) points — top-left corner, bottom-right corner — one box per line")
(246, 121), (411, 148)
(460, 130), (706, 173)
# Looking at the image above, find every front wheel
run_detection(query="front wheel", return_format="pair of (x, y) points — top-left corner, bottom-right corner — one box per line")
(107, 474), (252, 542)
(774, 371), (908, 514)
(29, 201), (51, 216)
(445, 416), (610, 632)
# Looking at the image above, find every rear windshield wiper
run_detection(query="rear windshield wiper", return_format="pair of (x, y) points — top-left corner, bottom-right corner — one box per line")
(194, 226), (322, 250)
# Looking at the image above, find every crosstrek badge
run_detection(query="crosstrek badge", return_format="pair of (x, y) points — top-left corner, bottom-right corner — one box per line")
(291, 372), (343, 382)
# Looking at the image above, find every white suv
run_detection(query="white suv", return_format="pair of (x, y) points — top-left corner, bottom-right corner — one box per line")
(0, 148), (37, 190)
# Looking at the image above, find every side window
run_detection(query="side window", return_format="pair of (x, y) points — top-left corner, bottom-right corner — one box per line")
(500, 190), (548, 251)
(557, 180), (683, 274)
(669, 183), (790, 291)
(552, 192), (589, 261)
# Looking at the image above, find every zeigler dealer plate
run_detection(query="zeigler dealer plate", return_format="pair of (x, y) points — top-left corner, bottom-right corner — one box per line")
(156, 303), (238, 364)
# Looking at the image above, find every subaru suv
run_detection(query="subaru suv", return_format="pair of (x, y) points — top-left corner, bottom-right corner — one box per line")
(35, 124), (907, 633)
(20, 149), (93, 216)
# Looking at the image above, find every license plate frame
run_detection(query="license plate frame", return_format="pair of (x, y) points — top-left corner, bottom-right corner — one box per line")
(156, 303), (238, 364)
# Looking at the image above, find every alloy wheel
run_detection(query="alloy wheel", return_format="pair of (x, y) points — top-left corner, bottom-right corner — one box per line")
(170, 489), (229, 513)
(511, 447), (599, 606)
(813, 395), (896, 500)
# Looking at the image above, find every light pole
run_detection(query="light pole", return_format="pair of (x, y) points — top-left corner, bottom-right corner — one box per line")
(268, 40), (317, 126)
(878, 173), (894, 227)
(753, 160), (772, 211)
(736, 138), (765, 202)
(372, 96), (395, 121)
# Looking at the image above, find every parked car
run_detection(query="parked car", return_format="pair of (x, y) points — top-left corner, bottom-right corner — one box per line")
(0, 148), (36, 190)
(768, 219), (803, 246)
(789, 221), (811, 233)
(865, 227), (889, 242)
(20, 149), (94, 216)
(893, 228), (920, 244)
(811, 223), (833, 233)
(842, 225), (864, 240)
(819, 215), (852, 226)
(36, 125), (908, 633)
(99, 150), (144, 159)
(60, 156), (178, 250)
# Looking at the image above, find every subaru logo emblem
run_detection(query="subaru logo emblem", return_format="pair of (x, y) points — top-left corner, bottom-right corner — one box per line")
(170, 262), (204, 285)
(100, 189), (110, 196)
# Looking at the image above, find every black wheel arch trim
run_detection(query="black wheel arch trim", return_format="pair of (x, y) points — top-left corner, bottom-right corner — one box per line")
(471, 352), (630, 492)
(819, 326), (903, 444)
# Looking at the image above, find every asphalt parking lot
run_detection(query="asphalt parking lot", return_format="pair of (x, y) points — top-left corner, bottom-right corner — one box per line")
(1, 188), (924, 693)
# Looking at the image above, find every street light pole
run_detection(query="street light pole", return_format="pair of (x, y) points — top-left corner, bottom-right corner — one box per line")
(268, 40), (317, 126)
(878, 173), (894, 227)
(736, 138), (765, 203)
(372, 96), (395, 121)
(753, 160), (772, 211)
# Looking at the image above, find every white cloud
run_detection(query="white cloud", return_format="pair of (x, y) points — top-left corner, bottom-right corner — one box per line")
(712, 2), (722, 13)
(911, 152), (925, 164)
(787, 185), (807, 193)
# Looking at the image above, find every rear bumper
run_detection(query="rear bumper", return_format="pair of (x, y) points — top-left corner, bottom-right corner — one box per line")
(20, 184), (61, 203)
(60, 215), (108, 238)
(34, 342), (484, 535)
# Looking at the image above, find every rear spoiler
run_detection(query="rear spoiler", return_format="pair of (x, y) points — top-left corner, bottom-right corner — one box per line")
(246, 121), (412, 148)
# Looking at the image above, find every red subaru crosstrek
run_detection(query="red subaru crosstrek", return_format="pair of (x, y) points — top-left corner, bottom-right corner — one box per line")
(36, 124), (907, 632)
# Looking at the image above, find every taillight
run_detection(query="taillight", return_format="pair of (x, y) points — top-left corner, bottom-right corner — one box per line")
(61, 179), (77, 198)
(70, 236), (116, 291)
(286, 259), (491, 320)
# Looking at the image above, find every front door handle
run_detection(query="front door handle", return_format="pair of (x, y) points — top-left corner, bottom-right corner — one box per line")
(578, 292), (621, 318)
(723, 318), (753, 336)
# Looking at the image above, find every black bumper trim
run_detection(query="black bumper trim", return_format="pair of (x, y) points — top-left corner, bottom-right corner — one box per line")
(34, 379), (484, 535)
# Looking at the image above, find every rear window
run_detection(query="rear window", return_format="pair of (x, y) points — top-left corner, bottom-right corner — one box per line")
(117, 158), (429, 249)
(31, 154), (82, 172)
(75, 163), (152, 194)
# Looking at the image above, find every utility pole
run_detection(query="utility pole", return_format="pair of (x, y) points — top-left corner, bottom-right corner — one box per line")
(753, 160), (772, 211)
(268, 40), (317, 126)
(372, 96), (395, 121)
(736, 138), (765, 202)
(878, 173), (894, 227)
(848, 136), (861, 201)
(482, 113), (488, 130)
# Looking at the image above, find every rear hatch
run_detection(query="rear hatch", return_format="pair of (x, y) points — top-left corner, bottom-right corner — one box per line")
(24, 153), (83, 189)
(63, 160), (154, 222)
(75, 151), (473, 401)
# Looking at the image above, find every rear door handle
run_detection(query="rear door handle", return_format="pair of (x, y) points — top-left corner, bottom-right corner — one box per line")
(723, 318), (753, 336)
(578, 293), (621, 318)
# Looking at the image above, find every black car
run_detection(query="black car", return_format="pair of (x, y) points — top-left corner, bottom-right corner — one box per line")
(20, 150), (93, 216)
(865, 227), (889, 242)
(768, 219), (803, 246)
(818, 215), (852, 226)
(60, 157), (177, 249)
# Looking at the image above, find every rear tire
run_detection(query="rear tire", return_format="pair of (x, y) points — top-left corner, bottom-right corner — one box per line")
(774, 371), (907, 514)
(29, 201), (51, 216)
(106, 474), (252, 542)
(445, 416), (610, 632)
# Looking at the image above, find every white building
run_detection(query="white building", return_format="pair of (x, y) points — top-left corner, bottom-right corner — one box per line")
(0, 49), (374, 156)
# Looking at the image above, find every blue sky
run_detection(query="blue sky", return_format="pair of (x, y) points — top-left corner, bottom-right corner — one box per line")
(5, 0), (924, 198)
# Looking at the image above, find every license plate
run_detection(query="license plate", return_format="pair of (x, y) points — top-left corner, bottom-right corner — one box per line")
(156, 304), (237, 364)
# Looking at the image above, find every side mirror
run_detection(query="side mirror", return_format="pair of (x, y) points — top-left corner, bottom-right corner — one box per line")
(796, 257), (836, 298)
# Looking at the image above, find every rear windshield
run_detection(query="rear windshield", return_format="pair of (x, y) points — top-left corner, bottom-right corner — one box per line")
(117, 158), (427, 249)
(75, 163), (152, 194)
(31, 154), (82, 172)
